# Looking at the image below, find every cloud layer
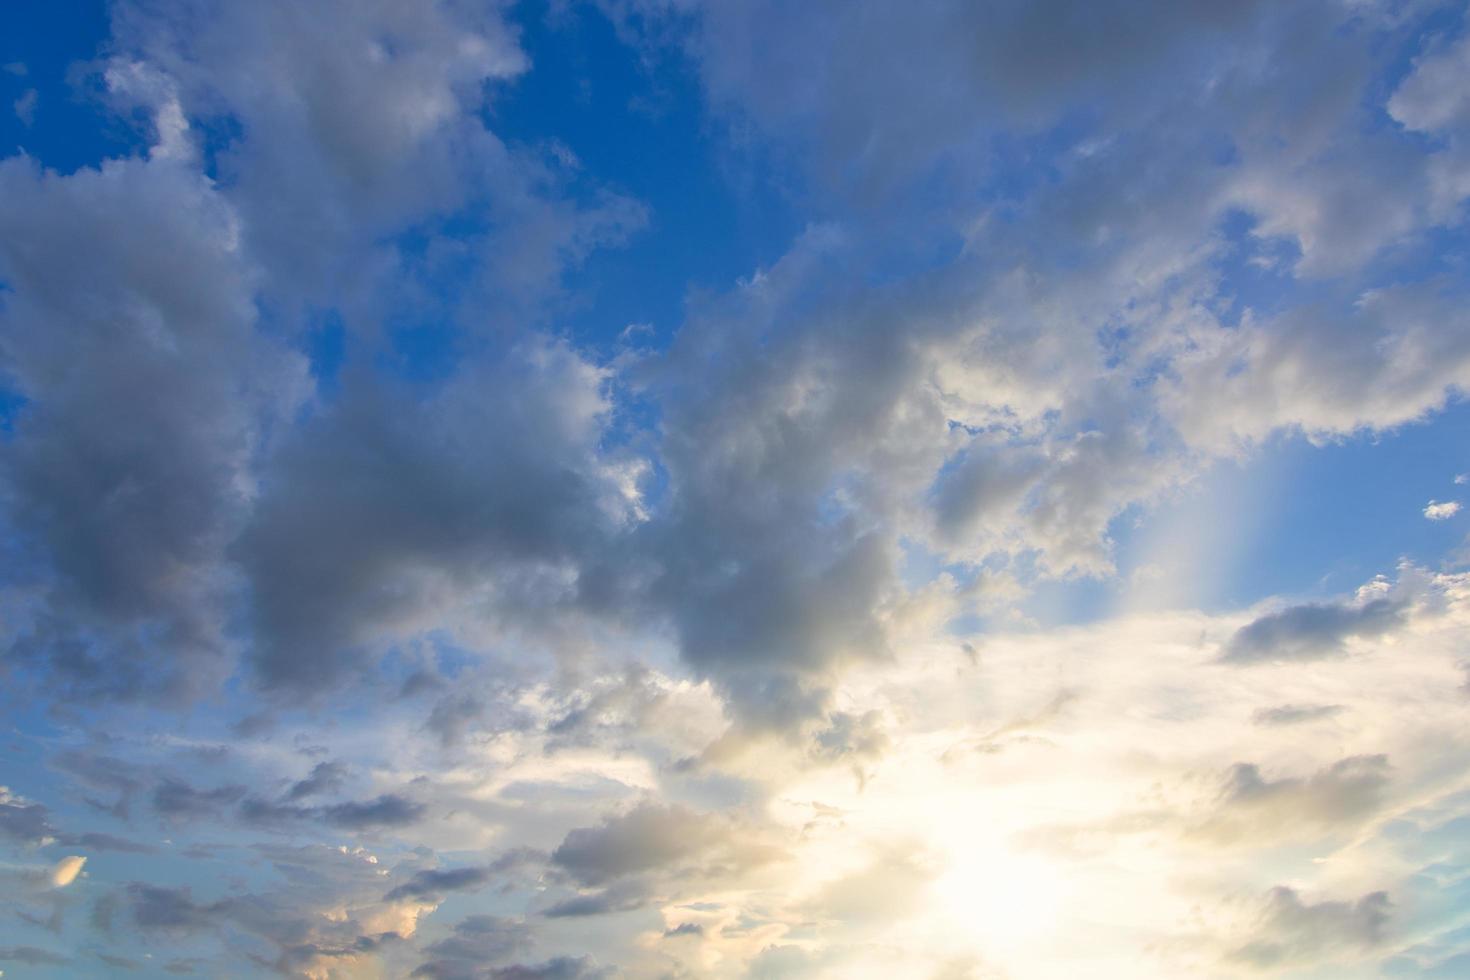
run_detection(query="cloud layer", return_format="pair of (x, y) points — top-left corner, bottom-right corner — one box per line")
(3, 0), (1470, 977)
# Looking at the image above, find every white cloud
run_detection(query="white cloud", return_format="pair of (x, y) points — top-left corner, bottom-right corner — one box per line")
(1425, 500), (1461, 521)
(48, 855), (85, 888)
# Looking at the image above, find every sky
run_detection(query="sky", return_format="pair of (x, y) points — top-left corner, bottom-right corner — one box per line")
(3, 0), (1470, 977)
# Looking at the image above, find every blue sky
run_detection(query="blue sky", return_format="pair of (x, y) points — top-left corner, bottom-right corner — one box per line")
(4, 1), (1470, 978)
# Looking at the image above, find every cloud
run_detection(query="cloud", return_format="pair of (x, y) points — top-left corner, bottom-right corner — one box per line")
(1250, 703), (1344, 727)
(1227, 886), (1391, 970)
(238, 789), (428, 832)
(0, 945), (70, 966)
(542, 881), (650, 919)
(49, 855), (86, 888)
(236, 797), (316, 826)
(323, 794), (427, 830)
(12, 88), (35, 125)
(152, 778), (247, 819)
(1389, 31), (1470, 135)
(612, 0), (1277, 196)
(285, 761), (349, 801)
(551, 803), (715, 886)
(1190, 755), (1391, 845)
(0, 786), (56, 845)
(108, 0), (516, 299)
(411, 915), (528, 978)
(6, 0), (1470, 976)
(234, 342), (632, 696)
(1425, 500), (1461, 521)
(801, 846), (935, 929)
(384, 867), (493, 903)
(1165, 283), (1470, 449)
(0, 147), (307, 704)
(127, 884), (217, 932)
(485, 957), (613, 980)
(551, 802), (775, 888)
(65, 833), (156, 854)
(0, 0), (644, 711)
(1220, 597), (1407, 664)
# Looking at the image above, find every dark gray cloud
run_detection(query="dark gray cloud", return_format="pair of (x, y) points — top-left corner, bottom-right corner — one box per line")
(50, 748), (146, 819)
(322, 794), (427, 830)
(412, 915), (528, 979)
(424, 692), (490, 748)
(233, 347), (631, 696)
(0, 787), (56, 845)
(0, 0), (641, 712)
(384, 866), (493, 903)
(152, 777), (247, 819)
(127, 883), (218, 932)
(119, 864), (420, 976)
(488, 957), (613, 980)
(624, 245), (929, 727)
(1228, 886), (1390, 970)
(544, 801), (782, 924)
(238, 789), (426, 832)
(237, 796), (316, 826)
(542, 881), (650, 919)
(551, 803), (729, 887)
(0, 945), (70, 966)
(1221, 597), (1407, 664)
(0, 149), (305, 705)
(286, 761), (349, 801)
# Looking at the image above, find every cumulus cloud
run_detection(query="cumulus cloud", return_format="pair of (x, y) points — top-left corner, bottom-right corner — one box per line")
(104, 0), (622, 312)
(234, 342), (633, 696)
(1425, 500), (1461, 521)
(6, 0), (1470, 977)
(0, 148), (307, 703)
